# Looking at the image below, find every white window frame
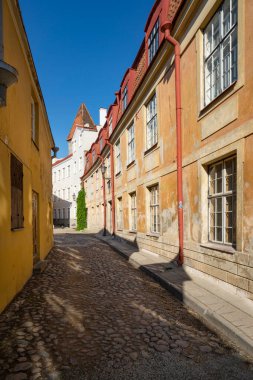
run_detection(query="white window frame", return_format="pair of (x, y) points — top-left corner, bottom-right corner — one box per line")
(146, 93), (158, 150)
(115, 140), (121, 174)
(117, 197), (123, 230)
(148, 18), (160, 64)
(122, 86), (128, 112)
(149, 185), (160, 234)
(109, 116), (113, 136)
(31, 97), (37, 143)
(130, 192), (137, 231)
(204, 0), (238, 106)
(127, 123), (135, 164)
(208, 156), (236, 246)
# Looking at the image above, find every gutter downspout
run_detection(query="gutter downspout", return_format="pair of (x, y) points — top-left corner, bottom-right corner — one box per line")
(161, 21), (184, 265)
(97, 154), (107, 236)
(105, 140), (115, 237)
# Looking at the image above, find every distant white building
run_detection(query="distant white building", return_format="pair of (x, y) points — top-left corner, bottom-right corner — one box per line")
(52, 104), (106, 227)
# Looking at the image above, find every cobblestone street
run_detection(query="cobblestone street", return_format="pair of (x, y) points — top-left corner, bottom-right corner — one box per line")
(0, 232), (253, 380)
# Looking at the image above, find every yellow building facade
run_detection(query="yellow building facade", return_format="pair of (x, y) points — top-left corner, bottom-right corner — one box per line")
(0, 0), (55, 312)
(82, 0), (253, 300)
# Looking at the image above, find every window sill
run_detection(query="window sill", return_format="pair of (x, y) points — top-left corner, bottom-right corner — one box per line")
(32, 139), (39, 151)
(11, 227), (24, 232)
(117, 228), (123, 232)
(198, 81), (239, 121)
(146, 232), (160, 238)
(126, 160), (135, 170)
(200, 242), (236, 255)
(129, 230), (137, 234)
(144, 143), (158, 157)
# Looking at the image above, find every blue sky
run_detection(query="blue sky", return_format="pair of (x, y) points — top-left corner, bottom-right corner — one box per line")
(19, 0), (155, 157)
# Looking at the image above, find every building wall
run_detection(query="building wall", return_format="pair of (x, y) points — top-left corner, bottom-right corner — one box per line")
(83, 0), (253, 300)
(53, 127), (98, 227)
(0, 1), (54, 312)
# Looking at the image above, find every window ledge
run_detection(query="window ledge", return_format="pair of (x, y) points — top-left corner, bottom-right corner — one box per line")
(11, 227), (24, 232)
(129, 230), (137, 234)
(146, 232), (160, 238)
(126, 160), (135, 170)
(200, 242), (236, 255)
(32, 139), (39, 151)
(144, 143), (158, 157)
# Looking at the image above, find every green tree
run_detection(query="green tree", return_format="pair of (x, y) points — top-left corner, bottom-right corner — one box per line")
(76, 188), (87, 231)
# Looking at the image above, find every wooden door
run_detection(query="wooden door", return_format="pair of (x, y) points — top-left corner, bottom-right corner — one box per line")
(32, 191), (39, 263)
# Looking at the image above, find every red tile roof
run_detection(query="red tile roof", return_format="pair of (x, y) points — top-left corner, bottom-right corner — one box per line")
(66, 103), (97, 141)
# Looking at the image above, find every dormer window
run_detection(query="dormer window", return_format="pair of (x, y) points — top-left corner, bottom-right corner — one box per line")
(92, 150), (96, 163)
(122, 85), (128, 112)
(148, 18), (160, 64)
(99, 137), (103, 152)
(109, 116), (113, 136)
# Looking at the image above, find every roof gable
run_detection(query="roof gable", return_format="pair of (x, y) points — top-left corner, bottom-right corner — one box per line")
(67, 103), (97, 141)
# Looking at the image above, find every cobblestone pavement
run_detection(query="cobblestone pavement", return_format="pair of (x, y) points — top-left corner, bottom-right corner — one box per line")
(0, 232), (253, 380)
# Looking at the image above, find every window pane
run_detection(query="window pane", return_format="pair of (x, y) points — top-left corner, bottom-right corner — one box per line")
(216, 227), (223, 242)
(222, 36), (230, 89)
(223, 0), (230, 36)
(213, 13), (220, 49)
(213, 50), (221, 98)
(225, 228), (233, 243)
(217, 212), (222, 227)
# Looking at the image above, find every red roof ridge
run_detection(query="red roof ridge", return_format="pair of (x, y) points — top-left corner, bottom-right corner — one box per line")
(52, 153), (73, 167)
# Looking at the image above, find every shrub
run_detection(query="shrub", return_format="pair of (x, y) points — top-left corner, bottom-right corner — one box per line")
(76, 188), (87, 230)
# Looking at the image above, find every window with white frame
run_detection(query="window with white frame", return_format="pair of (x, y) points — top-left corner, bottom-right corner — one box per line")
(68, 165), (70, 177)
(146, 93), (158, 149)
(63, 167), (65, 179)
(31, 97), (39, 145)
(122, 86), (128, 112)
(149, 185), (160, 233)
(115, 140), (121, 174)
(148, 18), (160, 64)
(96, 170), (99, 191)
(204, 0), (238, 106)
(58, 170), (61, 181)
(130, 192), (137, 231)
(107, 155), (111, 178)
(117, 197), (123, 230)
(208, 156), (236, 245)
(99, 137), (103, 152)
(73, 140), (77, 152)
(128, 123), (135, 164)
(92, 150), (96, 164)
(109, 116), (113, 136)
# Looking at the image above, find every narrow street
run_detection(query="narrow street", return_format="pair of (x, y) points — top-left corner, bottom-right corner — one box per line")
(0, 232), (252, 380)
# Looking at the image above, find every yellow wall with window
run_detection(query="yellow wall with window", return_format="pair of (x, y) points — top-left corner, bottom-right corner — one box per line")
(0, 0), (55, 312)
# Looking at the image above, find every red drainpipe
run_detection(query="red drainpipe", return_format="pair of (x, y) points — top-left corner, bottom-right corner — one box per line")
(161, 20), (184, 265)
(105, 140), (116, 236)
(97, 153), (107, 236)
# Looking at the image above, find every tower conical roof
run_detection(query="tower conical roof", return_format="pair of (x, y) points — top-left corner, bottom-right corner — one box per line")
(67, 103), (97, 141)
